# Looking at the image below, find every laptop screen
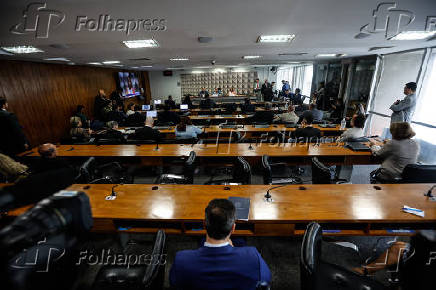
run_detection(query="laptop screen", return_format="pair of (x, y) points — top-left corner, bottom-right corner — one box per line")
(180, 104), (188, 110)
(146, 110), (157, 118)
(142, 105), (150, 111)
(154, 100), (162, 105)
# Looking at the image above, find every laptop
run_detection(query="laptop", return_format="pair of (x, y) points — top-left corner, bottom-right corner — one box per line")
(344, 141), (370, 151)
(180, 104), (189, 110)
(142, 105), (151, 111)
(146, 110), (157, 118)
(254, 124), (270, 128)
(153, 100), (162, 105)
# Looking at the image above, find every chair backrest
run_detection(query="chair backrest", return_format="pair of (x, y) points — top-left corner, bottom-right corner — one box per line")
(233, 156), (252, 184)
(402, 164), (436, 183)
(261, 155), (273, 184)
(311, 157), (331, 184)
(300, 222), (323, 290)
(77, 157), (96, 183)
(183, 151), (197, 184)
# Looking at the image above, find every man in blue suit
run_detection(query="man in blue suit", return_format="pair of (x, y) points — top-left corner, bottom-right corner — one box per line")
(170, 199), (271, 290)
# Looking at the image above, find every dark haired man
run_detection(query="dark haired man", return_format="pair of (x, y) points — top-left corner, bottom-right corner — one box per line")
(294, 114), (321, 141)
(0, 97), (30, 156)
(390, 82), (417, 124)
(337, 114), (366, 142)
(165, 95), (177, 109)
(170, 198), (271, 289)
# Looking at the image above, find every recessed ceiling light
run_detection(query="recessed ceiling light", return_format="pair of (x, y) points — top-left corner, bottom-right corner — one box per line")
(122, 39), (159, 48)
(242, 55), (262, 59)
(131, 66), (139, 69)
(389, 31), (436, 40)
(170, 58), (189, 61)
(213, 68), (226, 73)
(167, 67), (184, 70)
(140, 65), (153, 68)
(112, 64), (123, 67)
(315, 54), (346, 58)
(102, 60), (121, 64)
(288, 61), (301, 64)
(1, 46), (43, 54)
(44, 57), (70, 62)
(87, 62), (102, 65)
(192, 70), (203, 74)
(194, 66), (211, 69)
(278, 52), (308, 56)
(257, 35), (295, 43)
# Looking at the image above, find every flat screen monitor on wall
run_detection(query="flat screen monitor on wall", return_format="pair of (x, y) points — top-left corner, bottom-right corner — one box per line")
(118, 72), (141, 98)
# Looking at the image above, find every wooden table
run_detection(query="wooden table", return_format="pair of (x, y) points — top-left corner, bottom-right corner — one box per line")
(6, 184), (436, 236)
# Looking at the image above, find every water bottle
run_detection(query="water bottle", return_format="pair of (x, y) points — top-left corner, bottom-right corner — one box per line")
(340, 118), (346, 130)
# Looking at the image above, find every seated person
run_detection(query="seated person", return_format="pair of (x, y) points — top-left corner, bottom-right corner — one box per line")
(282, 89), (293, 101)
(298, 103), (324, 123)
(126, 103), (135, 116)
(175, 117), (203, 140)
(329, 99), (344, 120)
(70, 116), (92, 139)
(294, 115), (321, 141)
(240, 98), (255, 113)
(95, 121), (125, 143)
(228, 87), (237, 96)
(273, 105), (299, 124)
(199, 95), (216, 109)
(211, 88), (220, 97)
(250, 102), (275, 124)
(199, 87), (209, 97)
(0, 153), (29, 182)
(158, 105), (181, 125)
(131, 115), (161, 141)
(223, 103), (237, 114)
(165, 95), (177, 109)
(337, 114), (365, 142)
(370, 122), (419, 182)
(125, 105), (146, 126)
(291, 88), (304, 105)
(74, 105), (89, 127)
(182, 95), (193, 109)
(31, 143), (70, 173)
(170, 199), (271, 289)
(105, 104), (127, 125)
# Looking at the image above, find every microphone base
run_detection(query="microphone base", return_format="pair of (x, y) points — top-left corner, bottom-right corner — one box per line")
(264, 196), (273, 203)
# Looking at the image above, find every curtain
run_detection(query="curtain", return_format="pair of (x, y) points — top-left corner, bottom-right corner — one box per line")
(276, 65), (313, 96)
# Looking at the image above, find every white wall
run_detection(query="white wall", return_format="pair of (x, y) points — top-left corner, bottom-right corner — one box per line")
(148, 70), (182, 103)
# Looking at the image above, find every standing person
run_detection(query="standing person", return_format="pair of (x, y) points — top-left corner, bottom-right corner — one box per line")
(261, 79), (271, 101)
(110, 88), (124, 107)
(390, 82), (417, 124)
(170, 199), (271, 289)
(314, 82), (327, 110)
(254, 78), (261, 101)
(0, 97), (30, 156)
(165, 95), (177, 109)
(281, 80), (290, 95)
(291, 88), (304, 106)
(94, 89), (110, 120)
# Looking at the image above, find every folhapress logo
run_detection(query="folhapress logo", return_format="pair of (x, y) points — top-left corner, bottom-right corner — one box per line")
(355, 2), (415, 39)
(10, 2), (65, 38)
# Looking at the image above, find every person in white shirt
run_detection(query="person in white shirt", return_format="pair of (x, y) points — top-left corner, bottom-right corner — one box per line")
(175, 117), (203, 140)
(228, 87), (237, 96)
(273, 105), (299, 124)
(126, 103), (135, 116)
(337, 114), (365, 142)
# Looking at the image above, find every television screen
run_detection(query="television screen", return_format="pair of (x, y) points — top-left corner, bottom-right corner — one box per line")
(180, 104), (188, 110)
(154, 100), (162, 105)
(146, 110), (157, 118)
(118, 72), (140, 98)
(142, 105), (151, 111)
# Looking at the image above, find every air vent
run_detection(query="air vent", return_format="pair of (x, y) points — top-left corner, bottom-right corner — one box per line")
(128, 57), (151, 61)
(278, 52), (308, 56)
(368, 46), (395, 51)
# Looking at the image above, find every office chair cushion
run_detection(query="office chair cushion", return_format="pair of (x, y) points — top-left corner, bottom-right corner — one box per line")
(401, 164), (436, 183)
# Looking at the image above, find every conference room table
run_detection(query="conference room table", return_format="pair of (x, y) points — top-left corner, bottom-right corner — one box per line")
(157, 107), (287, 115)
(19, 143), (377, 165)
(6, 184), (436, 236)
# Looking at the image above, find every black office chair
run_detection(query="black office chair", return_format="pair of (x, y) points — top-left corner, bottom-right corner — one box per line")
(76, 157), (133, 184)
(153, 120), (174, 127)
(155, 151), (196, 184)
(262, 155), (302, 185)
(401, 164), (436, 183)
(300, 222), (385, 290)
(205, 156), (251, 185)
(311, 157), (347, 184)
(92, 230), (166, 290)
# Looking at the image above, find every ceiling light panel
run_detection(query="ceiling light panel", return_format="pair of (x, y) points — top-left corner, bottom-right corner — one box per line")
(389, 31), (436, 40)
(243, 56), (262, 59)
(258, 35), (295, 43)
(1, 46), (43, 54)
(122, 39), (159, 48)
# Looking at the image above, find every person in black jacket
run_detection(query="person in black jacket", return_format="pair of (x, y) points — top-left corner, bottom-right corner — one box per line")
(165, 95), (177, 109)
(199, 95), (216, 109)
(182, 95), (193, 109)
(131, 126), (161, 142)
(0, 97), (30, 156)
(106, 104), (127, 125)
(94, 89), (111, 120)
(294, 114), (321, 142)
(125, 105), (146, 126)
(31, 143), (70, 174)
(250, 102), (275, 124)
(240, 98), (255, 113)
(158, 105), (181, 125)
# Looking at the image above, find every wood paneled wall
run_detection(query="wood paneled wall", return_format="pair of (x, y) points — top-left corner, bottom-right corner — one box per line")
(0, 60), (150, 147)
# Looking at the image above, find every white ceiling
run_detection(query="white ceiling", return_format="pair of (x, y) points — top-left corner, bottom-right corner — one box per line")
(0, 0), (435, 70)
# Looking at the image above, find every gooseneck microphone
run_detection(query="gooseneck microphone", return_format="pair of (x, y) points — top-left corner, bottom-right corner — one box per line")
(425, 185), (436, 198)
(264, 184), (288, 203)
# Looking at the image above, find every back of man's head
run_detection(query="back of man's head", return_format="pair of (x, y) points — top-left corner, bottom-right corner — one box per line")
(309, 103), (316, 110)
(265, 102), (272, 110)
(38, 143), (57, 158)
(353, 114), (366, 129)
(295, 88), (301, 94)
(0, 97), (7, 109)
(405, 82), (417, 92)
(205, 199), (236, 240)
(304, 114), (314, 125)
